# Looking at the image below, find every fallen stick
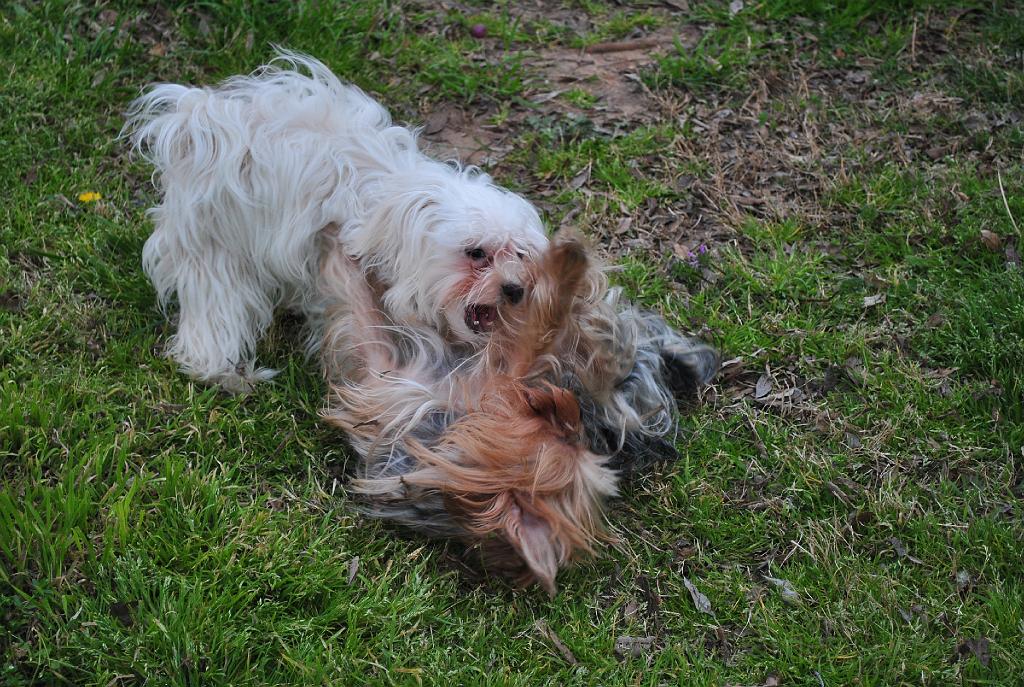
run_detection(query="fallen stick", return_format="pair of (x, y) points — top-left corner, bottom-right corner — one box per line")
(584, 37), (667, 54)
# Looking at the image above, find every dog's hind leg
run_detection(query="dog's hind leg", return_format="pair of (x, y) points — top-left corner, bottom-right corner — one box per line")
(147, 236), (278, 393)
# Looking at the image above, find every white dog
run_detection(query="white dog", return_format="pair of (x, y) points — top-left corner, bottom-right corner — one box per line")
(124, 50), (548, 392)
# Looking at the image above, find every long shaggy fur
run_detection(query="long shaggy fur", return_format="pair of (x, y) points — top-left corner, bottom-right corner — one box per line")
(536, 275), (720, 474)
(124, 49), (547, 392)
(321, 235), (718, 593)
(321, 237), (616, 593)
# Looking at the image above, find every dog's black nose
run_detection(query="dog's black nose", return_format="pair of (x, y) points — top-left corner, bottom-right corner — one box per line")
(501, 283), (524, 305)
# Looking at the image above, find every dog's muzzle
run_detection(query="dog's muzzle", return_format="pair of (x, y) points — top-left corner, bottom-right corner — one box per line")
(465, 304), (498, 333)
(501, 283), (524, 305)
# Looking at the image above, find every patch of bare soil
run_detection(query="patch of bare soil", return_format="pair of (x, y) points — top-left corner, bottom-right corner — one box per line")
(417, 0), (697, 156)
(419, 8), (1019, 262)
(420, 24), (697, 163)
(419, 103), (507, 166)
(535, 25), (700, 127)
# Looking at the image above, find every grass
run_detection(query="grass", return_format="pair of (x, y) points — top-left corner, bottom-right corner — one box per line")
(3, 0), (1023, 685)
(515, 124), (677, 209)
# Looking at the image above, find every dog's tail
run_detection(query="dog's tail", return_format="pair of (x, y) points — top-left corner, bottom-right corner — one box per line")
(122, 49), (392, 185)
(122, 82), (194, 169)
(122, 78), (268, 203)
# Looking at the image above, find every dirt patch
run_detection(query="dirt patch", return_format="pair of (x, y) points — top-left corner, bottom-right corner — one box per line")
(421, 7), (1019, 263)
(420, 26), (695, 164)
(534, 25), (700, 126)
(419, 103), (507, 166)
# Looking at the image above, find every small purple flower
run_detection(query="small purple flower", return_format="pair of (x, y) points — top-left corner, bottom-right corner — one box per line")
(698, 244), (708, 255)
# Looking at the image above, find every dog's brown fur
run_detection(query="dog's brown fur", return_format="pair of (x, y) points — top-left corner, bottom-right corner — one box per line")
(321, 236), (617, 594)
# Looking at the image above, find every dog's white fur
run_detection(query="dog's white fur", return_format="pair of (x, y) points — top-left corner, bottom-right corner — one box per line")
(124, 49), (548, 392)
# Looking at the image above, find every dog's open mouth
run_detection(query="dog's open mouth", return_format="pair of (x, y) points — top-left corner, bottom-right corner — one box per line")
(465, 304), (498, 334)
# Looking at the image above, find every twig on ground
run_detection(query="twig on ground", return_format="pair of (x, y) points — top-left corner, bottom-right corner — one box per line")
(997, 170), (1020, 235)
(585, 38), (666, 54)
(534, 620), (578, 665)
(910, 17), (918, 63)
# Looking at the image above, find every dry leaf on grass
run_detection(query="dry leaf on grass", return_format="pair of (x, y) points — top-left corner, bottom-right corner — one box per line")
(569, 165), (591, 192)
(754, 373), (772, 399)
(888, 537), (923, 564)
(615, 635), (655, 659)
(863, 293), (886, 308)
(683, 577), (714, 616)
(764, 576), (800, 605)
(725, 676), (780, 687)
(844, 356), (869, 385)
(422, 109), (450, 136)
(535, 620), (577, 665)
(954, 637), (991, 667)
(980, 230), (1002, 251)
(662, 0), (689, 11)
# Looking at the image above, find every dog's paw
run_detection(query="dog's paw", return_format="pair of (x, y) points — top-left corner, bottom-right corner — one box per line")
(213, 364), (280, 394)
(660, 341), (719, 399)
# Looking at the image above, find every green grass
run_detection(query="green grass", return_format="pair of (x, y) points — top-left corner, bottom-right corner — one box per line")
(648, 0), (1024, 100)
(514, 124), (677, 209)
(3, 0), (1024, 685)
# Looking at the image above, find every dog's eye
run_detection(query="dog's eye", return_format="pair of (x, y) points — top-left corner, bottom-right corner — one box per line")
(516, 251), (525, 259)
(466, 248), (487, 261)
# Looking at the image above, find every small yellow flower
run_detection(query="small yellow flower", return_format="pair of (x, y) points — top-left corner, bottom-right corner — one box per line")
(78, 191), (101, 203)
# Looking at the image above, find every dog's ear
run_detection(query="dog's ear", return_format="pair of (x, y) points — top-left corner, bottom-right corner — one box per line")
(519, 383), (581, 436)
(541, 236), (589, 294)
(506, 237), (591, 375)
(532, 236), (589, 333)
(503, 499), (560, 596)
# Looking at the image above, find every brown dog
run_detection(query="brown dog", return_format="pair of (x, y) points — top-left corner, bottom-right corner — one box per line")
(320, 235), (718, 593)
